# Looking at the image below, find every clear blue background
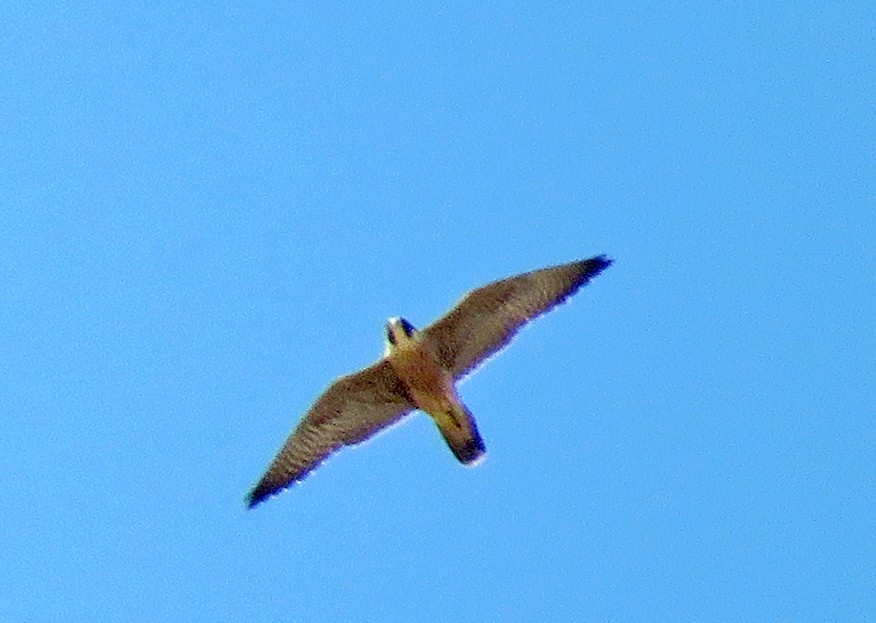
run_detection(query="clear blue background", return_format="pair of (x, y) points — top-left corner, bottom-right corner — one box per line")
(2, 3), (873, 621)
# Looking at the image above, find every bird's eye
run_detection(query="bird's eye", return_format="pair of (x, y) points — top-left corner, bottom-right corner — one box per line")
(386, 326), (397, 345)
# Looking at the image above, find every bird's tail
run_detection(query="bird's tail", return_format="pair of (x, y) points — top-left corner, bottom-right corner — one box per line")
(435, 401), (486, 465)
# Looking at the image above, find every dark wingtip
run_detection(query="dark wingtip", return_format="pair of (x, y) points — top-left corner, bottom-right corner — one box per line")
(245, 482), (276, 510)
(245, 491), (264, 510)
(573, 255), (612, 285)
(587, 254), (613, 272)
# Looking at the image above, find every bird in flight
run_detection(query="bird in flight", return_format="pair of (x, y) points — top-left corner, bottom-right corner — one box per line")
(247, 255), (611, 508)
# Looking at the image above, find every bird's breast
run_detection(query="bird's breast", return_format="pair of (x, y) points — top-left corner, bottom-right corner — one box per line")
(387, 341), (456, 414)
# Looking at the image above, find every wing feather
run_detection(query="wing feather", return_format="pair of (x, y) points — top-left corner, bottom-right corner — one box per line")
(247, 360), (414, 508)
(424, 256), (611, 379)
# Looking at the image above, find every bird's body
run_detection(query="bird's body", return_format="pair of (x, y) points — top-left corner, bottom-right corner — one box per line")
(247, 255), (611, 508)
(385, 317), (486, 465)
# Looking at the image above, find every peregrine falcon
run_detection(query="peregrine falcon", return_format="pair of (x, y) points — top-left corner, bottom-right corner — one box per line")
(247, 255), (611, 508)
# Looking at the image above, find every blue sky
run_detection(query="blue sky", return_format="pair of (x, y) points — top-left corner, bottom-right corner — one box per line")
(2, 3), (873, 621)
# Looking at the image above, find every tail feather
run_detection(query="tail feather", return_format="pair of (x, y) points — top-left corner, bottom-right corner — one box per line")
(436, 403), (486, 465)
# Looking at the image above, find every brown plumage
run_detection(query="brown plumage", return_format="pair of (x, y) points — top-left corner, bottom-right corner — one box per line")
(246, 255), (611, 508)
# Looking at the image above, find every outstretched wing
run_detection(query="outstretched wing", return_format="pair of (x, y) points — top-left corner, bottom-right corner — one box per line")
(247, 360), (414, 508)
(424, 256), (611, 380)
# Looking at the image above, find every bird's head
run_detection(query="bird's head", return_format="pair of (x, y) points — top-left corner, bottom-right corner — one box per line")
(385, 316), (419, 354)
